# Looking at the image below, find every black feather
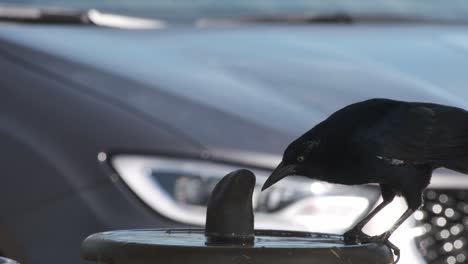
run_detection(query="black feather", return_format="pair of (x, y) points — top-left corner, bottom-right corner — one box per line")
(262, 98), (468, 247)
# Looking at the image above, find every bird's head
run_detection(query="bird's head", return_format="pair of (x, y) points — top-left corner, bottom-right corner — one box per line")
(262, 138), (321, 191)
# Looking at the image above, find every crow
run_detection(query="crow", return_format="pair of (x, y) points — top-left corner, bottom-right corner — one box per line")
(261, 98), (468, 258)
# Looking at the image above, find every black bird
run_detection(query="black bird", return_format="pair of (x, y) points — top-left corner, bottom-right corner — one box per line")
(261, 98), (468, 250)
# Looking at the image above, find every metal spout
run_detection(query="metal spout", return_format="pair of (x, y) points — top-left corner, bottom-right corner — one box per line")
(205, 169), (256, 245)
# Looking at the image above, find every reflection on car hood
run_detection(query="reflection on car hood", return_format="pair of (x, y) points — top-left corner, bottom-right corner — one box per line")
(1, 25), (468, 156)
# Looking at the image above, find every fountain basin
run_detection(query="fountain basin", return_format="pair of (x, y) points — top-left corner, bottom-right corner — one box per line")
(82, 228), (394, 264)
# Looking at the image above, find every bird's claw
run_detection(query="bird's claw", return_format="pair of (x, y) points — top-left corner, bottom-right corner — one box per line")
(361, 234), (400, 264)
(343, 228), (370, 244)
(382, 240), (400, 264)
(344, 230), (400, 263)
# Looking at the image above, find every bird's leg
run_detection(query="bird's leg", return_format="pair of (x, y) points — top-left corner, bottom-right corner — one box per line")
(365, 184), (425, 264)
(343, 199), (390, 243)
(344, 184), (396, 244)
(361, 209), (414, 264)
(366, 208), (414, 242)
(366, 186), (423, 243)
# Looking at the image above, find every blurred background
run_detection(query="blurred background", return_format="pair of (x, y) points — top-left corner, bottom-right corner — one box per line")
(1, 1), (468, 264)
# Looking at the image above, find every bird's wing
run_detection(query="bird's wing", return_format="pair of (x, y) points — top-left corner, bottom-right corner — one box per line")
(355, 105), (436, 163)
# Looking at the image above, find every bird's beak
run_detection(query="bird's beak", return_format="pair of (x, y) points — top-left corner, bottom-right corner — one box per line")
(261, 162), (297, 191)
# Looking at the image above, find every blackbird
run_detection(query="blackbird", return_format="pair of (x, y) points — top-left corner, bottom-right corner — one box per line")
(261, 98), (468, 258)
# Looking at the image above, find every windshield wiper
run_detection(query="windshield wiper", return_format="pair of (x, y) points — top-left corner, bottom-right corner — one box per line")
(0, 6), (165, 29)
(234, 13), (354, 24)
(197, 12), (468, 27)
(197, 13), (353, 27)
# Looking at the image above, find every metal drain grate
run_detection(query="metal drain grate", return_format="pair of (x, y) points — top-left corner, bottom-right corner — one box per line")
(414, 189), (468, 264)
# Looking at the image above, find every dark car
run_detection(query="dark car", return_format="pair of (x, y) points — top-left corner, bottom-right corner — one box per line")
(1, 1), (468, 264)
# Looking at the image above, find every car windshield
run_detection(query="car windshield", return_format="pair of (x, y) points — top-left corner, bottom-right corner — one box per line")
(1, 0), (468, 23)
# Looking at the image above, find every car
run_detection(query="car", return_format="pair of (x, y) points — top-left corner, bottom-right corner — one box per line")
(1, 1), (468, 264)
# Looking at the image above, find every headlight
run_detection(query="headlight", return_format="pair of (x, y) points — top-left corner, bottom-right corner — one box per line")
(110, 154), (380, 233)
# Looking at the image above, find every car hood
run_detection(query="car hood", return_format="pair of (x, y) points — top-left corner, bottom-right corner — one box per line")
(1, 24), (468, 161)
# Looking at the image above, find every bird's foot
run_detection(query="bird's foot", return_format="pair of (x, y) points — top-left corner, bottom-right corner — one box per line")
(361, 233), (400, 263)
(365, 231), (392, 242)
(343, 228), (370, 245)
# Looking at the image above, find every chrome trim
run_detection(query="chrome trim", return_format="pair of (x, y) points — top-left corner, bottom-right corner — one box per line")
(430, 168), (468, 189)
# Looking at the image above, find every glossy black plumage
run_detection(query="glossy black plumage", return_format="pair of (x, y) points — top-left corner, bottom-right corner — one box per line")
(261, 98), (468, 260)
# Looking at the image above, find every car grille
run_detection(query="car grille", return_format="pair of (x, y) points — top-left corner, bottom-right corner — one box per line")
(414, 189), (468, 264)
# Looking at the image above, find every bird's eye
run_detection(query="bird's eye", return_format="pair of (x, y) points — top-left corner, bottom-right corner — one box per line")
(297, 156), (304, 162)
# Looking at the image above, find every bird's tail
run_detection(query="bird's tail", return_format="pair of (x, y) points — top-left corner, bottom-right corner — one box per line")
(433, 106), (468, 174)
(445, 160), (468, 174)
